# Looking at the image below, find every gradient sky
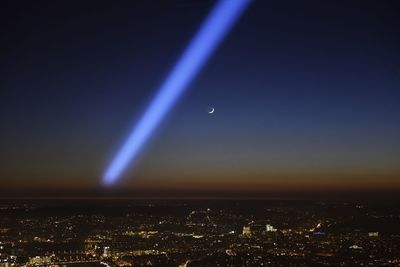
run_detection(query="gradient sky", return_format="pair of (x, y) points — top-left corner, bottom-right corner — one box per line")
(1, 0), (399, 193)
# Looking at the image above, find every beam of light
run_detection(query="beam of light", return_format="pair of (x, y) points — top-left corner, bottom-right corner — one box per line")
(102, 0), (252, 185)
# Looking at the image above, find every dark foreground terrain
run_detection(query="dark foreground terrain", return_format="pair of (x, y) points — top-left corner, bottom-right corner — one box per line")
(0, 197), (400, 266)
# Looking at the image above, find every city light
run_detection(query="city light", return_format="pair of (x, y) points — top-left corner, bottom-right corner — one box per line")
(102, 0), (252, 185)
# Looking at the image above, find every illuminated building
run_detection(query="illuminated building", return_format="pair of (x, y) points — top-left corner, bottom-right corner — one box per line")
(103, 246), (110, 258)
(266, 224), (277, 232)
(242, 226), (251, 236)
(368, 232), (379, 237)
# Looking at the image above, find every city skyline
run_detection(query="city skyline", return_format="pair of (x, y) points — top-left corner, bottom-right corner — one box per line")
(0, 198), (399, 266)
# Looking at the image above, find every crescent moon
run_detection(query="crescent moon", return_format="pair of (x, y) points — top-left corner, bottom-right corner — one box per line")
(208, 107), (215, 114)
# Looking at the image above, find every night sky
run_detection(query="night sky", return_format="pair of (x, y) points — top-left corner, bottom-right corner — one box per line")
(1, 0), (400, 194)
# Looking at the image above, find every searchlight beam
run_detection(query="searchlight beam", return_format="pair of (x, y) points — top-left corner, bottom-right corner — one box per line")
(103, 0), (251, 185)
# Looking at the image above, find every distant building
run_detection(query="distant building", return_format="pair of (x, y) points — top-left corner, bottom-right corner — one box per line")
(368, 232), (379, 237)
(103, 246), (110, 258)
(266, 224), (277, 232)
(349, 244), (363, 250)
(242, 226), (251, 236)
(29, 256), (52, 265)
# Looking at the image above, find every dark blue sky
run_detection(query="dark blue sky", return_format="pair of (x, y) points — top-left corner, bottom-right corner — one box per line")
(1, 0), (399, 192)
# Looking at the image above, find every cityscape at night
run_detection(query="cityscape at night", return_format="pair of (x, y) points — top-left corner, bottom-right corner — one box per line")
(1, 198), (400, 266)
(1, 0), (400, 266)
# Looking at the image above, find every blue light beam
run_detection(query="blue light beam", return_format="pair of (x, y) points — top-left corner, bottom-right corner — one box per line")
(103, 0), (252, 185)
